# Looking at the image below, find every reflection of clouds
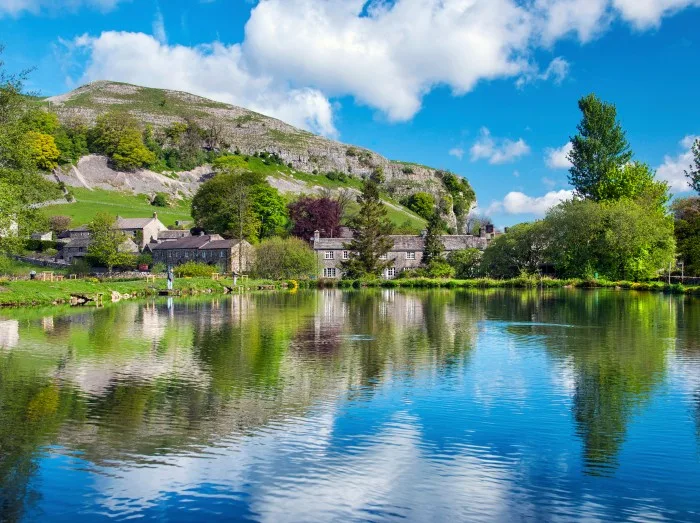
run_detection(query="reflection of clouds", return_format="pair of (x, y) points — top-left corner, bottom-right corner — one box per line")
(87, 409), (518, 521)
(0, 319), (19, 349)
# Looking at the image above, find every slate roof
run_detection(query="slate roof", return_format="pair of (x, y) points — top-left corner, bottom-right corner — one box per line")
(151, 234), (226, 250)
(312, 235), (488, 252)
(201, 240), (239, 250)
(63, 238), (92, 249)
(115, 217), (157, 229)
(158, 230), (191, 240)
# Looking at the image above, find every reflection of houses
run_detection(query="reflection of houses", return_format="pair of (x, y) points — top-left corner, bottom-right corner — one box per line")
(311, 231), (490, 279)
(151, 234), (253, 273)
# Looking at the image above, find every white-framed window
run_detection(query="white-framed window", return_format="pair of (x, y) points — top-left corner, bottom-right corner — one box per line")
(325, 251), (335, 260)
(342, 251), (349, 259)
(323, 268), (337, 278)
(220, 251), (225, 258)
(379, 254), (388, 260)
(386, 267), (396, 279)
(406, 252), (416, 260)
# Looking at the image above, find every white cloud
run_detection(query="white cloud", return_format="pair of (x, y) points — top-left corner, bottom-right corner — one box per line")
(516, 56), (571, 87)
(470, 128), (531, 165)
(612, 0), (700, 28)
(545, 142), (573, 169)
(487, 189), (574, 216)
(152, 8), (167, 45)
(656, 135), (698, 192)
(449, 147), (465, 160)
(69, 31), (337, 137)
(0, 0), (125, 16)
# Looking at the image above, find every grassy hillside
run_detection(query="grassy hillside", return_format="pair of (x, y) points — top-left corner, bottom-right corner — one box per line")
(41, 188), (192, 228)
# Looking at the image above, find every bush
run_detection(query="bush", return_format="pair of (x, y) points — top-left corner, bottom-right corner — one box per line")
(403, 192), (436, 220)
(425, 260), (456, 279)
(447, 248), (482, 279)
(174, 261), (217, 277)
(50, 215), (72, 234)
(68, 258), (91, 276)
(253, 237), (317, 280)
(152, 262), (166, 274)
(151, 193), (169, 207)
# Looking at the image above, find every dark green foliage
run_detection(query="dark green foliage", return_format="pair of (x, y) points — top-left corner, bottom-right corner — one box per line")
(325, 171), (348, 183)
(341, 176), (393, 278)
(253, 237), (317, 279)
(151, 193), (169, 207)
(568, 94), (634, 201)
(174, 261), (216, 277)
(672, 197), (700, 276)
(446, 248), (482, 279)
(686, 139), (700, 194)
(88, 112), (155, 171)
(480, 221), (550, 278)
(403, 192), (435, 220)
(422, 211), (445, 264)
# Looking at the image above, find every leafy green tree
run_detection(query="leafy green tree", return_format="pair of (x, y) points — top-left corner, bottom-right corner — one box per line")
(568, 94), (633, 201)
(253, 237), (317, 279)
(480, 221), (550, 278)
(546, 198), (675, 281)
(249, 184), (288, 239)
(447, 248), (482, 279)
(672, 197), (700, 276)
(26, 131), (60, 171)
(151, 193), (169, 207)
(404, 192), (435, 220)
(597, 162), (670, 210)
(341, 174), (393, 278)
(87, 213), (135, 271)
(686, 138), (700, 194)
(422, 211), (445, 264)
(22, 109), (59, 134)
(89, 112), (155, 171)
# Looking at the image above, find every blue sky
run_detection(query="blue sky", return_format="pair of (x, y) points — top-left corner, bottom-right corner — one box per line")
(1, 0), (699, 226)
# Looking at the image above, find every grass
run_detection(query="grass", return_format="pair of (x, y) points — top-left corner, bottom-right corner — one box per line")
(0, 257), (68, 276)
(0, 276), (291, 308)
(40, 188), (192, 228)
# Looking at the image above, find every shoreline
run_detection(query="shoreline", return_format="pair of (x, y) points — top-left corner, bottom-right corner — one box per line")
(1, 275), (699, 310)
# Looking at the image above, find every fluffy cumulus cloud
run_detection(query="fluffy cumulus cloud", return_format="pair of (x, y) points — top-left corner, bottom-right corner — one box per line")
(656, 135), (698, 192)
(470, 128), (531, 165)
(545, 142), (573, 169)
(488, 190), (574, 216)
(69, 32), (337, 137)
(449, 147), (465, 160)
(0, 0), (124, 16)
(612, 0), (700, 28)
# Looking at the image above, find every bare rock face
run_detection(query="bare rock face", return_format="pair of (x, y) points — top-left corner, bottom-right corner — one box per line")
(47, 81), (473, 228)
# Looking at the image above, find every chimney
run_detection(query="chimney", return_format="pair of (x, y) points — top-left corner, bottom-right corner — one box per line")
(313, 230), (320, 242)
(485, 224), (494, 235)
(199, 231), (205, 237)
(153, 212), (158, 220)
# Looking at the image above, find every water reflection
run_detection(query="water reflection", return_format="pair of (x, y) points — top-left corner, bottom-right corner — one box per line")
(0, 290), (699, 521)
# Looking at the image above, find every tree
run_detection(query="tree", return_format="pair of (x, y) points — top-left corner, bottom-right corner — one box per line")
(26, 131), (60, 171)
(89, 112), (155, 171)
(49, 215), (71, 235)
(151, 193), (169, 207)
(686, 138), (700, 194)
(403, 192), (435, 220)
(597, 162), (669, 211)
(253, 237), (317, 279)
(341, 174), (393, 278)
(87, 213), (134, 271)
(480, 221), (550, 278)
(249, 184), (288, 239)
(672, 197), (700, 276)
(288, 196), (342, 239)
(447, 248), (482, 279)
(466, 213), (493, 235)
(568, 94), (633, 201)
(422, 211), (444, 265)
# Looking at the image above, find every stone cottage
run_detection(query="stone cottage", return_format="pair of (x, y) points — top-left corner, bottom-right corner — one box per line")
(311, 231), (489, 279)
(151, 234), (254, 273)
(67, 213), (167, 250)
(61, 237), (139, 264)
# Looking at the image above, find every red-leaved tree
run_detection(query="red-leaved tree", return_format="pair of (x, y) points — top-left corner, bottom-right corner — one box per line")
(288, 196), (342, 239)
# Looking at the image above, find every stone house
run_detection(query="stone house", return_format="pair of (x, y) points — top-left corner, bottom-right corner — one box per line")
(67, 213), (167, 250)
(61, 237), (139, 264)
(151, 234), (254, 273)
(311, 231), (489, 279)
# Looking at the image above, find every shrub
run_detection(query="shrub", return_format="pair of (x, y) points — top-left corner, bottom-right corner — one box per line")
(151, 193), (169, 207)
(50, 215), (71, 234)
(403, 192), (435, 220)
(446, 248), (482, 279)
(174, 261), (217, 277)
(152, 262), (166, 274)
(425, 260), (456, 279)
(68, 258), (91, 276)
(253, 237), (317, 280)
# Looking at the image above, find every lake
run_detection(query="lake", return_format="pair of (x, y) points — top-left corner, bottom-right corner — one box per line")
(1, 289), (699, 522)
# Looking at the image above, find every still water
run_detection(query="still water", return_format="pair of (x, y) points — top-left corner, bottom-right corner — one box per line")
(1, 289), (699, 522)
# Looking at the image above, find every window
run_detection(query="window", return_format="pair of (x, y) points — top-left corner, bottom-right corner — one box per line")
(325, 251), (335, 260)
(386, 267), (396, 279)
(379, 254), (388, 260)
(406, 252), (416, 260)
(220, 251), (225, 258)
(342, 251), (349, 260)
(323, 268), (337, 278)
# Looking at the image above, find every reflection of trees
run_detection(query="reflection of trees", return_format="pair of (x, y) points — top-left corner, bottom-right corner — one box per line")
(484, 289), (676, 475)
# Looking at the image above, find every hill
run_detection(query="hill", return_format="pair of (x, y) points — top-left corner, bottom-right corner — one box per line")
(42, 81), (474, 231)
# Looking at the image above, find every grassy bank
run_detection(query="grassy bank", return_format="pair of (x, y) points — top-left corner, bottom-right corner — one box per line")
(324, 276), (700, 295)
(0, 276), (287, 308)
